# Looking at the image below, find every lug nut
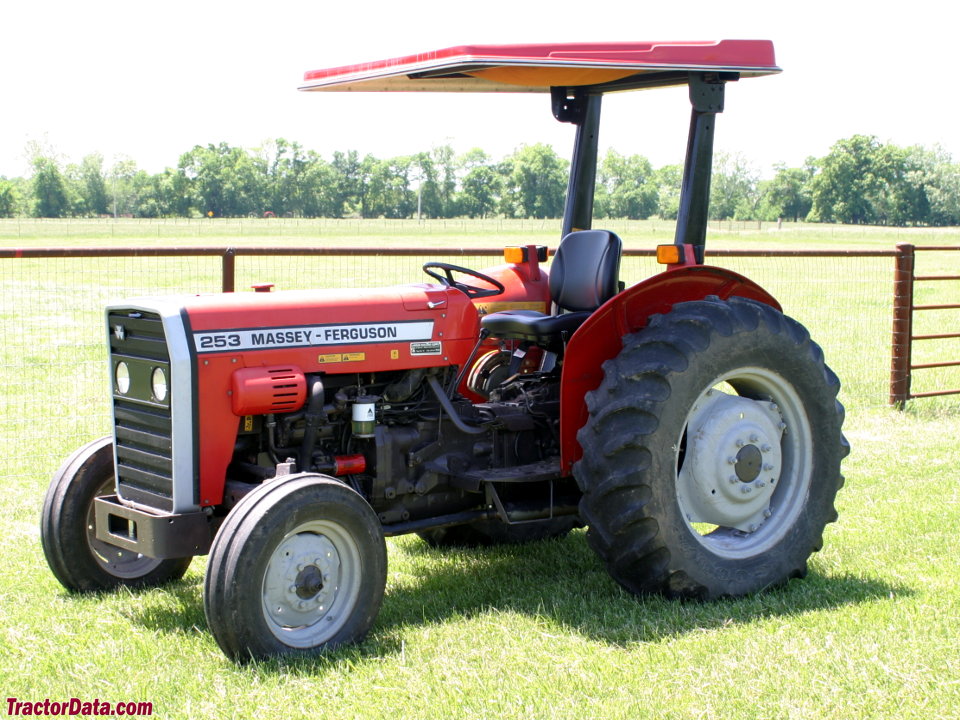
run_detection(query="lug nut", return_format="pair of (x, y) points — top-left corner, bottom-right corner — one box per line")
(749, 434), (759, 443)
(741, 485), (753, 494)
(761, 444), (772, 453)
(729, 475), (739, 484)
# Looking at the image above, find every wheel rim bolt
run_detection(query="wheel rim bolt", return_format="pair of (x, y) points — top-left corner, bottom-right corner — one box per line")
(761, 444), (772, 453)
(729, 475), (739, 484)
(727, 456), (737, 465)
(749, 434), (759, 443)
(741, 486), (752, 494)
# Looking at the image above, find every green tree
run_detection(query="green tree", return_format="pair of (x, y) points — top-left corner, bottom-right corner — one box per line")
(500, 144), (568, 218)
(30, 155), (71, 218)
(178, 143), (264, 217)
(360, 154), (415, 218)
(330, 150), (362, 217)
(808, 135), (890, 224)
(756, 162), (814, 222)
(596, 149), (659, 219)
(457, 148), (501, 218)
(654, 164), (683, 220)
(922, 149), (960, 226)
(710, 152), (758, 220)
(78, 153), (109, 216)
(0, 178), (22, 217)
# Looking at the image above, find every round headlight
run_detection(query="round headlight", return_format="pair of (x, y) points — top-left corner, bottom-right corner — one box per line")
(115, 362), (130, 394)
(151, 367), (168, 402)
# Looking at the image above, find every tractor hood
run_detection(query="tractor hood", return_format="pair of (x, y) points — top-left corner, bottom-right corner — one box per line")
(108, 283), (480, 377)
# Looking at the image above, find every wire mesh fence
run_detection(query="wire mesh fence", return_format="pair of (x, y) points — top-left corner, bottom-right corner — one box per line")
(0, 243), (949, 488)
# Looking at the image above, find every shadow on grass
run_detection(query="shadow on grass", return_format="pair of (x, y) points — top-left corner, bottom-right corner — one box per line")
(120, 529), (910, 670)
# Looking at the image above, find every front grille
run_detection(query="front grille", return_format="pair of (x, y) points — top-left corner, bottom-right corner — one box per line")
(109, 311), (175, 512)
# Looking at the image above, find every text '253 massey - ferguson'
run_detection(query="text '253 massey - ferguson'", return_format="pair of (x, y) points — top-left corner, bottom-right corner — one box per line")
(42, 40), (848, 661)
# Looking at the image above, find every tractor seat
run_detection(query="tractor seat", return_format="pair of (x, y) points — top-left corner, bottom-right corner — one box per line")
(481, 229), (622, 347)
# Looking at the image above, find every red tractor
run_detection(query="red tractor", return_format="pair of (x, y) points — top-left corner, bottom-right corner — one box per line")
(41, 41), (848, 661)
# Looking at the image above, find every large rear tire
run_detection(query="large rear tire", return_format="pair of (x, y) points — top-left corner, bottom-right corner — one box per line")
(203, 474), (387, 661)
(41, 436), (191, 592)
(574, 297), (848, 599)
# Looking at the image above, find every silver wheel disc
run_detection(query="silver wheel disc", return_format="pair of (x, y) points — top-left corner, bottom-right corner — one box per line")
(261, 520), (362, 648)
(676, 367), (813, 559)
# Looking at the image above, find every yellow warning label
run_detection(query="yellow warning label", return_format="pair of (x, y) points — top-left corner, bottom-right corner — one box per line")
(317, 352), (366, 364)
(243, 416), (254, 432)
(390, 349), (400, 360)
(474, 301), (547, 316)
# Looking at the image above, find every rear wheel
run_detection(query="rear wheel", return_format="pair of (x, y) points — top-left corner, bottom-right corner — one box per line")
(41, 436), (191, 592)
(204, 474), (387, 661)
(574, 297), (848, 599)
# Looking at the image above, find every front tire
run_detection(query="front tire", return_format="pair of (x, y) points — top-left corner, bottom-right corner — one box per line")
(574, 297), (848, 599)
(41, 436), (191, 592)
(203, 474), (387, 661)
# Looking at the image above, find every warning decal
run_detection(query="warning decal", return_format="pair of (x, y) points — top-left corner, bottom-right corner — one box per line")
(193, 320), (434, 353)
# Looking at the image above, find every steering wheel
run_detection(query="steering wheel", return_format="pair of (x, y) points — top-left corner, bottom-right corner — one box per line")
(422, 262), (505, 299)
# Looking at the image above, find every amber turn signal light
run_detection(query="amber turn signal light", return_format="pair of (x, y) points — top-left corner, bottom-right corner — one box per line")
(504, 245), (549, 264)
(656, 245), (682, 265)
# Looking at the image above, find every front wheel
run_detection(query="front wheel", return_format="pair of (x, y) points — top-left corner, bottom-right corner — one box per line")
(203, 474), (387, 661)
(574, 297), (848, 599)
(41, 436), (191, 592)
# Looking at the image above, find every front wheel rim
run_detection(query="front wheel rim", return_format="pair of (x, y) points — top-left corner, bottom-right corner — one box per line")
(261, 520), (362, 648)
(675, 366), (813, 559)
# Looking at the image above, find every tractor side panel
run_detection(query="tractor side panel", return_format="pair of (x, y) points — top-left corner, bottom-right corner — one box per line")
(558, 265), (781, 473)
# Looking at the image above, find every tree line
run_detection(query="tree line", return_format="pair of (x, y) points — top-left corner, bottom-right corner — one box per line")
(2, 135), (959, 226)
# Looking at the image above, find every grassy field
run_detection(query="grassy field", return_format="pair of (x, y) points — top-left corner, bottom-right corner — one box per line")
(1, 219), (959, 719)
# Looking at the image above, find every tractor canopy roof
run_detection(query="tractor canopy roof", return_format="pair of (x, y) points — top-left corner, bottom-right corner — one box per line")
(300, 40), (779, 94)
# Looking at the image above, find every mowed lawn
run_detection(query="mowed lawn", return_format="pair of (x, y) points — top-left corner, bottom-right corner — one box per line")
(0, 219), (958, 719)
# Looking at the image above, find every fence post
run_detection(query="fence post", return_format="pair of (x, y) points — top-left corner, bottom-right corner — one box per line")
(889, 243), (915, 407)
(222, 248), (236, 293)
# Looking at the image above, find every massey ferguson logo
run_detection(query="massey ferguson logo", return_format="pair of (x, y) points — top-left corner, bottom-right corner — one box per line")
(193, 320), (434, 353)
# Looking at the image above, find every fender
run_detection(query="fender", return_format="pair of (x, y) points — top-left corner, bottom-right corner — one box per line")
(558, 264), (781, 474)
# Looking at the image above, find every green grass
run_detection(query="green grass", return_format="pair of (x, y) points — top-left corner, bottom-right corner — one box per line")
(1, 219), (959, 719)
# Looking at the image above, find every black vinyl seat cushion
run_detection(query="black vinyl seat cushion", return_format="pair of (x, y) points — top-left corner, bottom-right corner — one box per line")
(479, 309), (591, 343)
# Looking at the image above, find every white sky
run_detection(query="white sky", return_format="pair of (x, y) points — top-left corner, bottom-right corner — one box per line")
(2, 0), (958, 179)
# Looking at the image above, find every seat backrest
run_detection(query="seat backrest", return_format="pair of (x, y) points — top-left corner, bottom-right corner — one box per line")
(549, 229), (622, 312)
